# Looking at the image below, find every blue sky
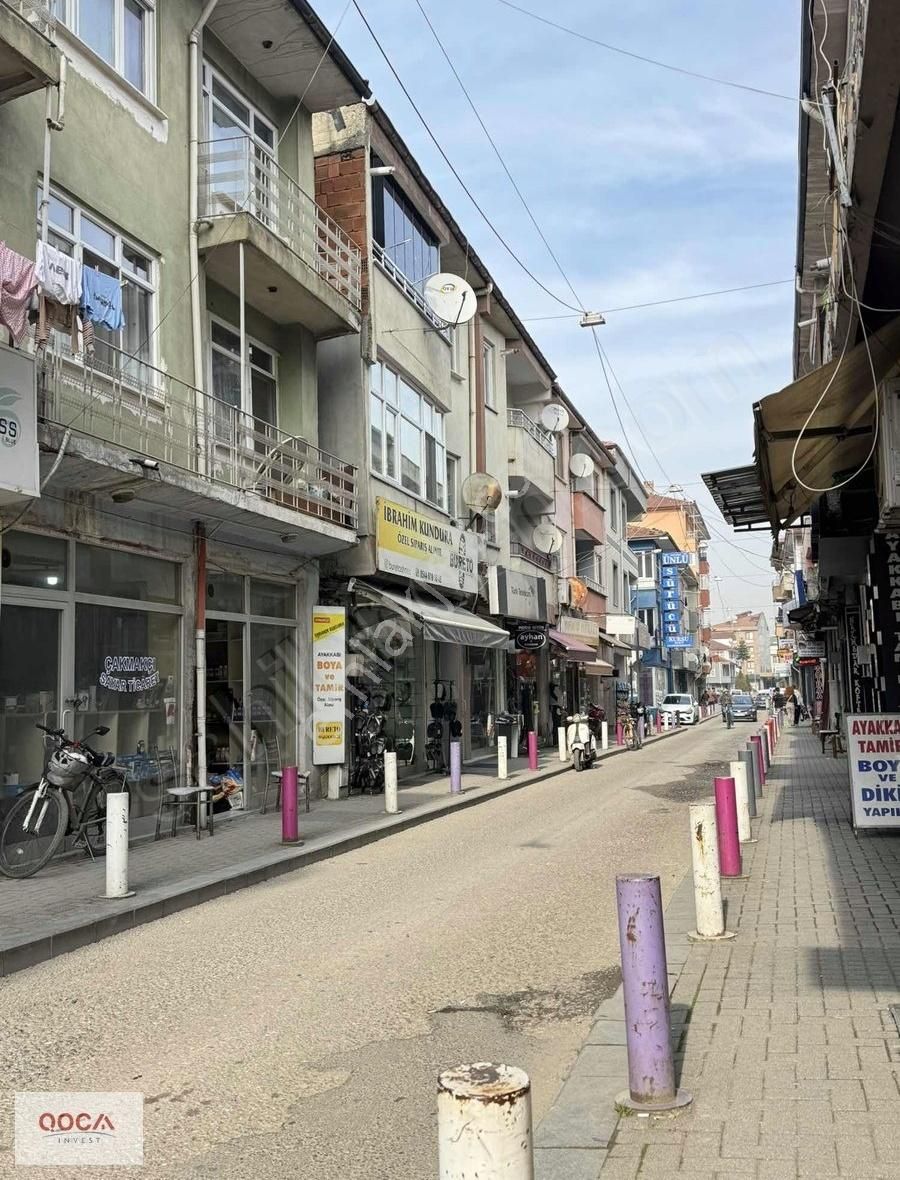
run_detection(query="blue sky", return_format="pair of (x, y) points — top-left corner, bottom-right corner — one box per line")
(321, 0), (801, 619)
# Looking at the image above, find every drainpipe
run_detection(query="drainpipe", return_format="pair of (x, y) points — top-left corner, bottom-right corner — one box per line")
(472, 283), (492, 474)
(467, 318), (477, 477)
(38, 57), (67, 245)
(195, 523), (208, 817)
(189, 0), (219, 394)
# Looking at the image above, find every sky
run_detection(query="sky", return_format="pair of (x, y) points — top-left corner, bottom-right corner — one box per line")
(318, 0), (802, 622)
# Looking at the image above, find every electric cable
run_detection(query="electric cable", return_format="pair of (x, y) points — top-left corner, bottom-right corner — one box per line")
(520, 279), (794, 321)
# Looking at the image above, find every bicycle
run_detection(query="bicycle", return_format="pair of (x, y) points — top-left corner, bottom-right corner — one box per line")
(0, 723), (128, 879)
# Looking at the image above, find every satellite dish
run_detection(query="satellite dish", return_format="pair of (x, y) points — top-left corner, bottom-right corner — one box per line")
(461, 471), (502, 513)
(569, 452), (595, 479)
(532, 523), (563, 555)
(540, 403), (570, 434)
(568, 577), (589, 608)
(423, 274), (478, 325)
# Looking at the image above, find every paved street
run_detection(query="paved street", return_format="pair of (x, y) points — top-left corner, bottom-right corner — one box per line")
(0, 721), (738, 1178)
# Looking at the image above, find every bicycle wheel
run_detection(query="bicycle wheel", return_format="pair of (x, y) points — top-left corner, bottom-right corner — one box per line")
(0, 788), (69, 879)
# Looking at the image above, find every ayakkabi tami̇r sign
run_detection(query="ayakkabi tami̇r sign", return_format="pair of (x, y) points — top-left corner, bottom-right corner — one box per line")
(847, 713), (900, 829)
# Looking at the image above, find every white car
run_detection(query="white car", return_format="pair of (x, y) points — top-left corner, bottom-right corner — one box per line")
(659, 693), (699, 725)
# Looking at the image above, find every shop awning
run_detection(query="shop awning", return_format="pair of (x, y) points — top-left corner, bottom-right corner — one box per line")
(549, 628), (597, 660)
(701, 464), (770, 531)
(582, 659), (616, 676)
(352, 582), (510, 649)
(598, 630), (632, 652)
(754, 314), (900, 529)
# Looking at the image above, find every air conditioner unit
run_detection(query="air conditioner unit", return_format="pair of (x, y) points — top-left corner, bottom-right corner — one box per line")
(877, 379), (900, 529)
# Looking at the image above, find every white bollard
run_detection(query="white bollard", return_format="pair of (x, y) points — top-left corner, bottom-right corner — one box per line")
(730, 759), (752, 843)
(497, 735), (508, 780)
(384, 751), (399, 815)
(688, 803), (733, 941)
(438, 1063), (533, 1179)
(601, 720), (609, 751)
(326, 765), (342, 801)
(557, 726), (567, 762)
(663, 712), (671, 731)
(104, 791), (134, 900)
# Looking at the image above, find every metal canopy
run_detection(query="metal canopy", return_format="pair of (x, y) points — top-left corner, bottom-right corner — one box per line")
(353, 582), (510, 650)
(702, 465), (771, 531)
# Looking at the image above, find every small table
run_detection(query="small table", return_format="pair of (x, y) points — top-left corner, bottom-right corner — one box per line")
(819, 729), (844, 758)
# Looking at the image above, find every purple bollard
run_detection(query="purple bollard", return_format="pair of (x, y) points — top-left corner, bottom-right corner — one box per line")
(656, 712), (662, 734)
(714, 776), (742, 877)
(281, 766), (300, 844)
(750, 735), (766, 790)
(527, 730), (538, 771)
(615, 874), (692, 1111)
(450, 740), (462, 793)
(616, 721), (624, 746)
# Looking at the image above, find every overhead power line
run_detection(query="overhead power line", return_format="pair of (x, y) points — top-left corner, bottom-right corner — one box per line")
(520, 278), (794, 322)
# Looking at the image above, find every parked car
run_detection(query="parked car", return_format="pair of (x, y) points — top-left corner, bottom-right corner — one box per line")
(659, 693), (699, 725)
(732, 693), (759, 722)
(754, 692), (769, 710)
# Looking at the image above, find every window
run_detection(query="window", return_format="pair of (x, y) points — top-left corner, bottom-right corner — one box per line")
(446, 454), (460, 520)
(638, 608), (656, 636)
(609, 489), (618, 532)
(370, 361), (445, 508)
(450, 326), (465, 377)
(612, 561), (619, 606)
(371, 159), (440, 289)
(637, 550), (655, 580)
(482, 340), (495, 410)
(56, 0), (155, 98)
(42, 189), (156, 376)
(209, 317), (278, 433)
(484, 513), (498, 544)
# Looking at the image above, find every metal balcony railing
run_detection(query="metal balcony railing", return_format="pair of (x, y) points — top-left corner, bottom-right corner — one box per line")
(510, 540), (556, 572)
(198, 136), (361, 311)
(37, 343), (358, 530)
(372, 242), (449, 336)
(506, 408), (557, 457)
(4, 0), (55, 36)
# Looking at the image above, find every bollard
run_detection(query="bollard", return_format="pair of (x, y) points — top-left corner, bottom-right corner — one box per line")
(764, 722), (774, 762)
(769, 718), (777, 754)
(663, 712), (671, 731)
(384, 751), (399, 815)
(714, 777), (742, 877)
(450, 740), (462, 793)
(103, 791), (134, 899)
(688, 803), (734, 941)
(750, 735), (766, 792)
(638, 717), (645, 745)
(730, 760), (753, 842)
(527, 731), (538, 771)
(557, 726), (567, 763)
(601, 720), (609, 751)
(497, 734), (508, 780)
(437, 1063), (533, 1179)
(281, 766), (300, 843)
(745, 742), (760, 801)
(760, 729), (771, 773)
(616, 721), (624, 746)
(655, 712), (661, 734)
(615, 874), (692, 1111)
(326, 764), (342, 801)
(739, 749), (758, 818)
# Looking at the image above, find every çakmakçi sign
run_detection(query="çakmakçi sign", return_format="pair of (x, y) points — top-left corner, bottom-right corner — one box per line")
(847, 714), (900, 829)
(375, 497), (476, 594)
(0, 343), (39, 500)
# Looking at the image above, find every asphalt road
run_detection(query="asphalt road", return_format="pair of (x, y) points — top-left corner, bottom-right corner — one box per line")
(0, 720), (748, 1178)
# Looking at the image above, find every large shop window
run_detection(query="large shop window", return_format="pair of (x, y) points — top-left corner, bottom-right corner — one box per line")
(370, 360), (446, 509)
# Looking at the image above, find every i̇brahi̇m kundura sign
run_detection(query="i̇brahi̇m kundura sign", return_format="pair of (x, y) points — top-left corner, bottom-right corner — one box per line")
(847, 713), (900, 829)
(312, 606), (346, 765)
(375, 497), (477, 594)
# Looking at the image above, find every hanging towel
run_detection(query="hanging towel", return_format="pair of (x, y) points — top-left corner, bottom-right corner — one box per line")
(0, 241), (38, 343)
(81, 265), (125, 332)
(35, 239), (82, 305)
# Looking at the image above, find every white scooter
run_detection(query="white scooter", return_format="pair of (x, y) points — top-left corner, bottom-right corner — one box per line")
(566, 712), (597, 772)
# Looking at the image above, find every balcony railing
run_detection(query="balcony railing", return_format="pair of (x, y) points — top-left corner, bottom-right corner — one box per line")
(507, 408), (557, 457)
(198, 136), (361, 311)
(510, 540), (556, 572)
(37, 343), (357, 530)
(5, 0), (55, 36)
(372, 242), (449, 336)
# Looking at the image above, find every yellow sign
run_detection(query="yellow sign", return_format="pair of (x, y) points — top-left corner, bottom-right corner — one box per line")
(375, 497), (476, 593)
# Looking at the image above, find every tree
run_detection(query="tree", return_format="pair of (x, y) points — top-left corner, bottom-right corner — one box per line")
(735, 672), (753, 692)
(735, 639), (751, 668)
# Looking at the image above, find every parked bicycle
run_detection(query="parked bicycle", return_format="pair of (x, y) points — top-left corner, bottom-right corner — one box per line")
(0, 723), (128, 879)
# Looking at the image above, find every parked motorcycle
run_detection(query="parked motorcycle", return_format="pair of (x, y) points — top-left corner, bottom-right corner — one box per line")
(566, 712), (597, 772)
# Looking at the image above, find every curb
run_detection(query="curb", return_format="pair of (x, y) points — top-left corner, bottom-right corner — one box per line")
(0, 713), (719, 979)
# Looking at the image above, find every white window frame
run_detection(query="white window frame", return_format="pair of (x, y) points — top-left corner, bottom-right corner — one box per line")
(207, 313), (279, 425)
(450, 325), (465, 378)
(56, 0), (157, 101)
(482, 339), (496, 410)
(202, 61), (278, 158)
(609, 489), (618, 532)
(369, 359), (446, 510)
(637, 550), (655, 580)
(446, 453), (460, 520)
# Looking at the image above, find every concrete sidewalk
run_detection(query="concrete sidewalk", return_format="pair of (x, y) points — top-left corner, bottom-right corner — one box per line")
(0, 715), (709, 978)
(538, 725), (900, 1180)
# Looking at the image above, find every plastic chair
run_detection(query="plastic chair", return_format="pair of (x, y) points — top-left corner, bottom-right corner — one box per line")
(154, 746), (215, 839)
(261, 735), (310, 813)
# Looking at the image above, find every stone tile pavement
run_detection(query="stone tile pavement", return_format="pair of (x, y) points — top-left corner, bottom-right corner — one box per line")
(537, 725), (900, 1179)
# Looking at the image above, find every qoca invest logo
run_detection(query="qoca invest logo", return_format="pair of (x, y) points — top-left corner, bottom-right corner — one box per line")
(15, 1091), (144, 1166)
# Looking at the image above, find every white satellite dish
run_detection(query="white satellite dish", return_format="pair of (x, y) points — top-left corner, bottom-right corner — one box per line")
(461, 471), (502, 513)
(569, 452), (595, 479)
(532, 522), (563, 555)
(423, 274), (478, 325)
(540, 403), (570, 434)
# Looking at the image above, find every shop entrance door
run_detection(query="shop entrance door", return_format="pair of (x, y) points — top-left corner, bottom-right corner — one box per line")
(0, 604), (62, 806)
(206, 618), (246, 795)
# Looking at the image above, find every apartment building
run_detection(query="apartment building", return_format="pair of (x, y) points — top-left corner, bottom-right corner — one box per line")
(710, 612), (772, 685)
(0, 0), (369, 820)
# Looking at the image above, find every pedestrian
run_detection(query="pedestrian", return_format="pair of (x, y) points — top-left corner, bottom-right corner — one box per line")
(793, 688), (804, 726)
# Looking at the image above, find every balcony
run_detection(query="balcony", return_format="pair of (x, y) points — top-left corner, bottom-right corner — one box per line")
(36, 343), (357, 555)
(198, 136), (361, 337)
(507, 408), (556, 504)
(573, 490), (605, 544)
(0, 0), (59, 102)
(510, 539), (557, 573)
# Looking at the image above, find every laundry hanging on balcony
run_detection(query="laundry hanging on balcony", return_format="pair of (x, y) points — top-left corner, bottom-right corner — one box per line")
(35, 239), (82, 305)
(35, 295), (94, 355)
(81, 265), (125, 331)
(0, 241), (37, 344)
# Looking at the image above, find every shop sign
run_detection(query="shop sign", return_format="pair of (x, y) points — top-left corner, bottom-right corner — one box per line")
(661, 551), (691, 566)
(870, 533), (900, 710)
(515, 625), (547, 651)
(375, 498), (476, 594)
(660, 562), (687, 649)
(312, 606), (346, 765)
(847, 714), (900, 828)
(798, 657), (820, 667)
(797, 634), (825, 658)
(845, 606), (873, 714)
(559, 615), (599, 646)
(0, 344), (39, 500)
(488, 566), (547, 622)
(99, 655), (159, 693)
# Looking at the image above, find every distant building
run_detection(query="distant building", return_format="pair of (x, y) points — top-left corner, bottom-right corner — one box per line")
(710, 613), (772, 685)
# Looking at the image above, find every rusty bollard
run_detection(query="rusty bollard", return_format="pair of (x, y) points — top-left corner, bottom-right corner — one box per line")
(615, 874), (692, 1112)
(437, 1063), (533, 1178)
